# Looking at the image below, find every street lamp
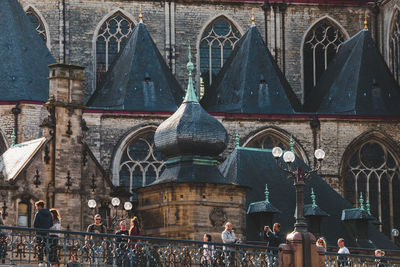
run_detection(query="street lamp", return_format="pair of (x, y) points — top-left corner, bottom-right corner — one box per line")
(88, 199), (97, 216)
(109, 197), (133, 227)
(272, 147), (325, 232)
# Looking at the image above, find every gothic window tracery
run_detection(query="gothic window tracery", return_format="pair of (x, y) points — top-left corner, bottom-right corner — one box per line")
(25, 7), (47, 44)
(96, 12), (134, 85)
(200, 17), (241, 89)
(343, 141), (400, 238)
(390, 10), (400, 83)
(303, 19), (345, 99)
(118, 131), (166, 195)
(244, 130), (305, 161)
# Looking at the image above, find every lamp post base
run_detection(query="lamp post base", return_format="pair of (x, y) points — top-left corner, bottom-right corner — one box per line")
(280, 230), (325, 267)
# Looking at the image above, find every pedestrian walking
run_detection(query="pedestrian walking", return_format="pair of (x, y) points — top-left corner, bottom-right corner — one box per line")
(33, 200), (53, 266)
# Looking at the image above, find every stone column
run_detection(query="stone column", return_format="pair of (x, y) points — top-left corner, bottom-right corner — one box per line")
(47, 63), (85, 230)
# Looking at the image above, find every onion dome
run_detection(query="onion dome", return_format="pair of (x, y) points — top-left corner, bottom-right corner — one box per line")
(154, 43), (228, 158)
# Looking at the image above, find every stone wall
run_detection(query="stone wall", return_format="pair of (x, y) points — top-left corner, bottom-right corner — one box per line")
(137, 182), (248, 241)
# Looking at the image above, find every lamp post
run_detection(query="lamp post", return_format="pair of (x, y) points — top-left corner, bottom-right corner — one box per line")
(105, 197), (133, 228)
(272, 147), (325, 232)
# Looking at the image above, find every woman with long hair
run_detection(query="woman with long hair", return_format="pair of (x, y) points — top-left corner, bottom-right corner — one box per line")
(49, 209), (61, 267)
(201, 234), (214, 267)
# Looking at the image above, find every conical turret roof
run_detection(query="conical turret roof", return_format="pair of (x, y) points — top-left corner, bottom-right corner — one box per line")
(0, 0), (55, 101)
(304, 29), (400, 116)
(87, 22), (184, 111)
(201, 25), (301, 114)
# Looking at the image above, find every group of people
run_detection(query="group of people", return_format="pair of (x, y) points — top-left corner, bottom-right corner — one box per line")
(30, 200), (142, 267)
(85, 214), (141, 267)
(316, 237), (387, 266)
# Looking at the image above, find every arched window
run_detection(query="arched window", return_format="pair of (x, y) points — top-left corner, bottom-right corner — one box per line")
(343, 141), (400, 238)
(118, 130), (166, 195)
(200, 17), (241, 88)
(390, 9), (400, 83)
(243, 129), (307, 162)
(25, 7), (47, 44)
(95, 12), (134, 85)
(303, 19), (346, 99)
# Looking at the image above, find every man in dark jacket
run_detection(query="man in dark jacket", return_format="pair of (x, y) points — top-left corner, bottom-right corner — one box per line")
(264, 223), (284, 248)
(33, 200), (53, 265)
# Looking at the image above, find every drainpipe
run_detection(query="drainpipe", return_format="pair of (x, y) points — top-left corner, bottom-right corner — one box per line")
(11, 103), (21, 144)
(261, 0), (270, 46)
(310, 116), (320, 168)
(279, 1), (287, 75)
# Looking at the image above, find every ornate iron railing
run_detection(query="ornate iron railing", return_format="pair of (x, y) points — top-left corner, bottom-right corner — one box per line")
(325, 251), (400, 266)
(0, 226), (279, 266)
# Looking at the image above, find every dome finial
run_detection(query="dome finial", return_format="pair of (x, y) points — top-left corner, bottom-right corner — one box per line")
(251, 8), (255, 26)
(364, 13), (368, 30)
(139, 5), (143, 23)
(184, 41), (198, 103)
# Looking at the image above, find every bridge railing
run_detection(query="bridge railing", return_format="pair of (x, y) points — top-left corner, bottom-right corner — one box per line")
(0, 226), (279, 266)
(325, 251), (400, 266)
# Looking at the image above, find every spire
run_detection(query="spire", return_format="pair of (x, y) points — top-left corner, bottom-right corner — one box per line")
(359, 192), (365, 210)
(139, 5), (143, 23)
(364, 14), (368, 30)
(366, 196), (371, 215)
(311, 188), (317, 207)
(290, 135), (294, 152)
(251, 8), (255, 26)
(235, 132), (240, 148)
(264, 184), (270, 203)
(183, 41), (198, 103)
(11, 129), (16, 147)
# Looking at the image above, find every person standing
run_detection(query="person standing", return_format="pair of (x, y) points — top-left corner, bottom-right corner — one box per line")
(263, 223), (284, 248)
(337, 238), (350, 266)
(201, 234), (214, 267)
(374, 249), (387, 267)
(115, 221), (129, 267)
(221, 222), (240, 266)
(49, 209), (61, 267)
(0, 211), (7, 264)
(86, 214), (106, 267)
(33, 200), (53, 266)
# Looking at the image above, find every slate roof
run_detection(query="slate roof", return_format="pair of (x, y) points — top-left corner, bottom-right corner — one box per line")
(151, 46), (233, 186)
(304, 29), (400, 116)
(87, 22), (184, 111)
(247, 201), (281, 215)
(219, 147), (397, 249)
(0, 137), (46, 180)
(0, 0), (54, 102)
(201, 25), (301, 114)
